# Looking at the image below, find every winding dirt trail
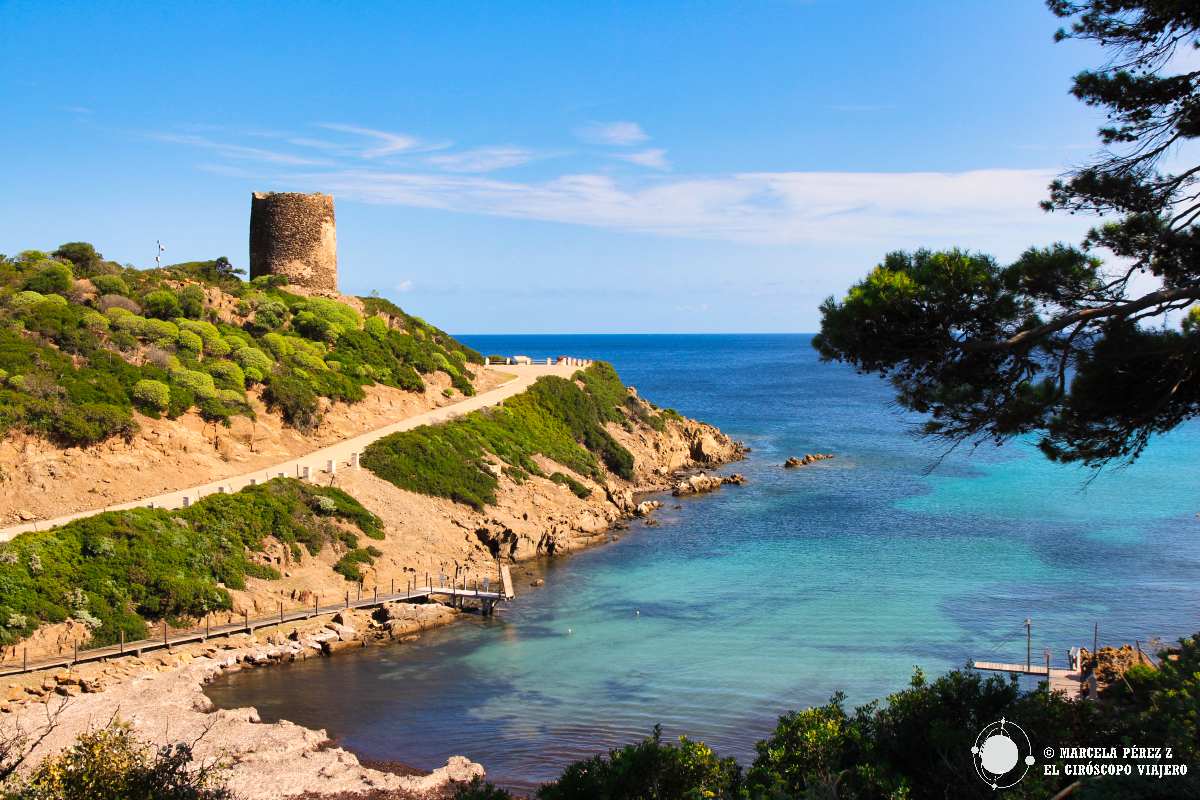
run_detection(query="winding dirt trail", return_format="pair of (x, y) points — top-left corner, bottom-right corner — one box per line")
(1, 362), (581, 541)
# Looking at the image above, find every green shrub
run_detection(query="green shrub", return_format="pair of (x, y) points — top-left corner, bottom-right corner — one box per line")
(250, 299), (288, 332)
(132, 379), (170, 411)
(90, 274), (129, 296)
(233, 345), (273, 375)
(169, 367), (217, 400)
(333, 547), (376, 582)
(206, 359), (245, 390)
(136, 317), (179, 345)
(290, 296), (361, 341)
(364, 315), (389, 339)
(550, 471), (592, 498)
(141, 290), (182, 320)
(178, 319), (229, 356)
(80, 308), (110, 331)
(15, 722), (235, 799)
(263, 373), (320, 430)
(10, 290), (46, 311)
(51, 242), (108, 278)
(178, 284), (206, 318)
(175, 328), (203, 355)
(23, 261), (73, 294)
(167, 383), (194, 418)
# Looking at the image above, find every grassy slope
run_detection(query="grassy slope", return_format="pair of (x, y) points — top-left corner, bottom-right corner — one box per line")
(0, 479), (381, 646)
(363, 362), (671, 510)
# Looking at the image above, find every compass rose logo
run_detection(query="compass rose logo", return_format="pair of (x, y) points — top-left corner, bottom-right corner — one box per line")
(971, 717), (1036, 789)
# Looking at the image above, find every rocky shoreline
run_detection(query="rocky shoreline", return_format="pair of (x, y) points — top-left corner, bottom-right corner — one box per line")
(1, 405), (747, 798)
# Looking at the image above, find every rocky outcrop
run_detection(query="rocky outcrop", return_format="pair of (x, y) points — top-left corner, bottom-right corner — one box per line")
(784, 453), (834, 468)
(375, 601), (460, 639)
(635, 500), (662, 516)
(671, 472), (746, 497)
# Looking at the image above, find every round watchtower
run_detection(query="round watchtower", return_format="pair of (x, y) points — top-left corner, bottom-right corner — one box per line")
(249, 192), (338, 294)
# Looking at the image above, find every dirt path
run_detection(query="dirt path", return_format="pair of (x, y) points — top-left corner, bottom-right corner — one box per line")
(0, 363), (581, 541)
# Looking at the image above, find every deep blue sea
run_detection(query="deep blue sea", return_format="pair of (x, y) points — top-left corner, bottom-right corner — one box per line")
(206, 334), (1200, 791)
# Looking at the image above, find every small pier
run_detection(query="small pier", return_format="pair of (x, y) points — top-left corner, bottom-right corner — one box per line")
(970, 618), (1093, 698)
(969, 660), (1086, 696)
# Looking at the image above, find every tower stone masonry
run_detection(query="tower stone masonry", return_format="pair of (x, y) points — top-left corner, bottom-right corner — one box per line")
(249, 192), (338, 294)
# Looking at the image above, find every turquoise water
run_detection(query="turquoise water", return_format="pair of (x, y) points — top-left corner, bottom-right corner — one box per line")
(205, 334), (1200, 791)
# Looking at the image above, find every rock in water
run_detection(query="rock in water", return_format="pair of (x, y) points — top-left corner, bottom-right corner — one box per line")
(784, 453), (835, 468)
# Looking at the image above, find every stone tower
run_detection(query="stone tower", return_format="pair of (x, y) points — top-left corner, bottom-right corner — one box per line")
(249, 192), (338, 294)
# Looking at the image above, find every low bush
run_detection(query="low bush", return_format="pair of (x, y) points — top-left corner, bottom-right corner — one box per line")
(333, 547), (377, 581)
(178, 284), (206, 318)
(90, 274), (129, 296)
(263, 373), (321, 431)
(550, 471), (592, 498)
(141, 289), (181, 320)
(8, 722), (234, 799)
(131, 379), (170, 412)
(22, 262), (72, 294)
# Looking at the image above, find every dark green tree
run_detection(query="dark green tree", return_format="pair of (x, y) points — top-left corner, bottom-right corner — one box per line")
(815, 1), (1200, 466)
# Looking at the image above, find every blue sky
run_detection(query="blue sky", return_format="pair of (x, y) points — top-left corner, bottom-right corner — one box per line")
(1, 1), (1113, 333)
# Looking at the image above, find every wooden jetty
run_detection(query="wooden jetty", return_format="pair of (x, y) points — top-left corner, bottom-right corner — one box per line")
(970, 660), (1086, 696)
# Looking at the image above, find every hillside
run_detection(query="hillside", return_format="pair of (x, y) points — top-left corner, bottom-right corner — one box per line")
(0, 244), (492, 524)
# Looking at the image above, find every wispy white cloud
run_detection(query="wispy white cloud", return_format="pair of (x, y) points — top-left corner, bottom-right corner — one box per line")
(395, 279), (414, 292)
(156, 123), (1083, 252)
(301, 167), (1073, 247)
(315, 123), (436, 158)
(614, 148), (670, 170)
(62, 105), (92, 115)
(578, 121), (649, 146)
(426, 146), (537, 173)
(150, 133), (334, 166)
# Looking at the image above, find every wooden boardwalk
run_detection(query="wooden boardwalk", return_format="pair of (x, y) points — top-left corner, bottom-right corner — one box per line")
(0, 570), (515, 679)
(971, 660), (1084, 696)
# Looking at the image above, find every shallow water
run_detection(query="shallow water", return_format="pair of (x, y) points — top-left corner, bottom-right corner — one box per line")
(205, 334), (1200, 792)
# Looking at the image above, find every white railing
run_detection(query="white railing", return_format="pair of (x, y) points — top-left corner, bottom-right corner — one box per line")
(484, 356), (593, 367)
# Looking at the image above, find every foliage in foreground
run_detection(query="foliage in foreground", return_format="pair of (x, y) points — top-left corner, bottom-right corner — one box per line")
(456, 635), (1200, 799)
(814, 1), (1200, 468)
(0, 245), (481, 447)
(363, 362), (655, 510)
(0, 479), (381, 647)
(2, 722), (231, 800)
